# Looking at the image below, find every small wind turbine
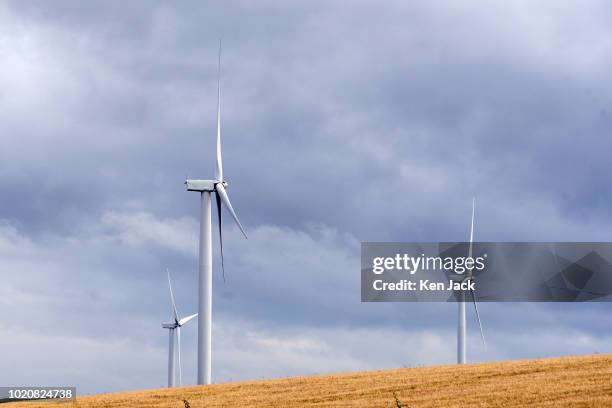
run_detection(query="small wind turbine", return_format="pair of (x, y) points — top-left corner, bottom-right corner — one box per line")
(457, 198), (486, 364)
(162, 270), (198, 387)
(185, 40), (248, 385)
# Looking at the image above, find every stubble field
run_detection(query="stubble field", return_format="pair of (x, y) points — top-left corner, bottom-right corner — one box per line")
(5, 354), (612, 407)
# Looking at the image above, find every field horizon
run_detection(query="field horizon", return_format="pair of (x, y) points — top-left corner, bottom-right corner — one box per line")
(4, 354), (612, 407)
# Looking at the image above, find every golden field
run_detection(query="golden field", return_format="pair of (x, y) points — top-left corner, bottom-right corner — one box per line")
(5, 354), (612, 407)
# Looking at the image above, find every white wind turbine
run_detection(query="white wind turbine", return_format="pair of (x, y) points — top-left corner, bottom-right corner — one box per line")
(457, 198), (486, 364)
(162, 270), (198, 387)
(185, 41), (248, 385)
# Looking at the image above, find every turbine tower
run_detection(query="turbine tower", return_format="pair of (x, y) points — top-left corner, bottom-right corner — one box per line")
(185, 40), (248, 385)
(457, 198), (486, 364)
(162, 270), (198, 387)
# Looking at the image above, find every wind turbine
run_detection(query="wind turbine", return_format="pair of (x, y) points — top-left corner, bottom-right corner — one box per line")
(185, 40), (248, 385)
(457, 198), (486, 364)
(162, 270), (198, 387)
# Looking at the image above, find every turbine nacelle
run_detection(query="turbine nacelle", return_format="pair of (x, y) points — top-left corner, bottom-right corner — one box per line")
(448, 267), (477, 282)
(185, 179), (217, 192)
(185, 179), (229, 192)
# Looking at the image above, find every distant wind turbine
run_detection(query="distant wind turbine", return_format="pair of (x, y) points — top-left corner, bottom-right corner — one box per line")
(162, 270), (198, 387)
(185, 40), (248, 385)
(457, 198), (486, 364)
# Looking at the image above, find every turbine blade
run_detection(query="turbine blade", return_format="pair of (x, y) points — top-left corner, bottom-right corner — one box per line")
(469, 198), (475, 259)
(176, 326), (182, 386)
(467, 198), (476, 280)
(178, 313), (198, 326)
(470, 287), (486, 349)
(215, 183), (247, 239)
(167, 269), (179, 322)
(215, 191), (226, 282)
(215, 39), (223, 182)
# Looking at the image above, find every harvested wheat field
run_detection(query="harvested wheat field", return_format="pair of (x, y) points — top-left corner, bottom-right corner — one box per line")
(5, 354), (612, 408)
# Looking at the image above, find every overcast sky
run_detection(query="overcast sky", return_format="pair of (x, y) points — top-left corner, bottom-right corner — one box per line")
(2, 0), (612, 394)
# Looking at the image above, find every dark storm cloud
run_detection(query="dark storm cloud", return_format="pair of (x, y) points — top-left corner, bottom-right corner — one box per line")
(2, 0), (612, 393)
(4, 0), (612, 239)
